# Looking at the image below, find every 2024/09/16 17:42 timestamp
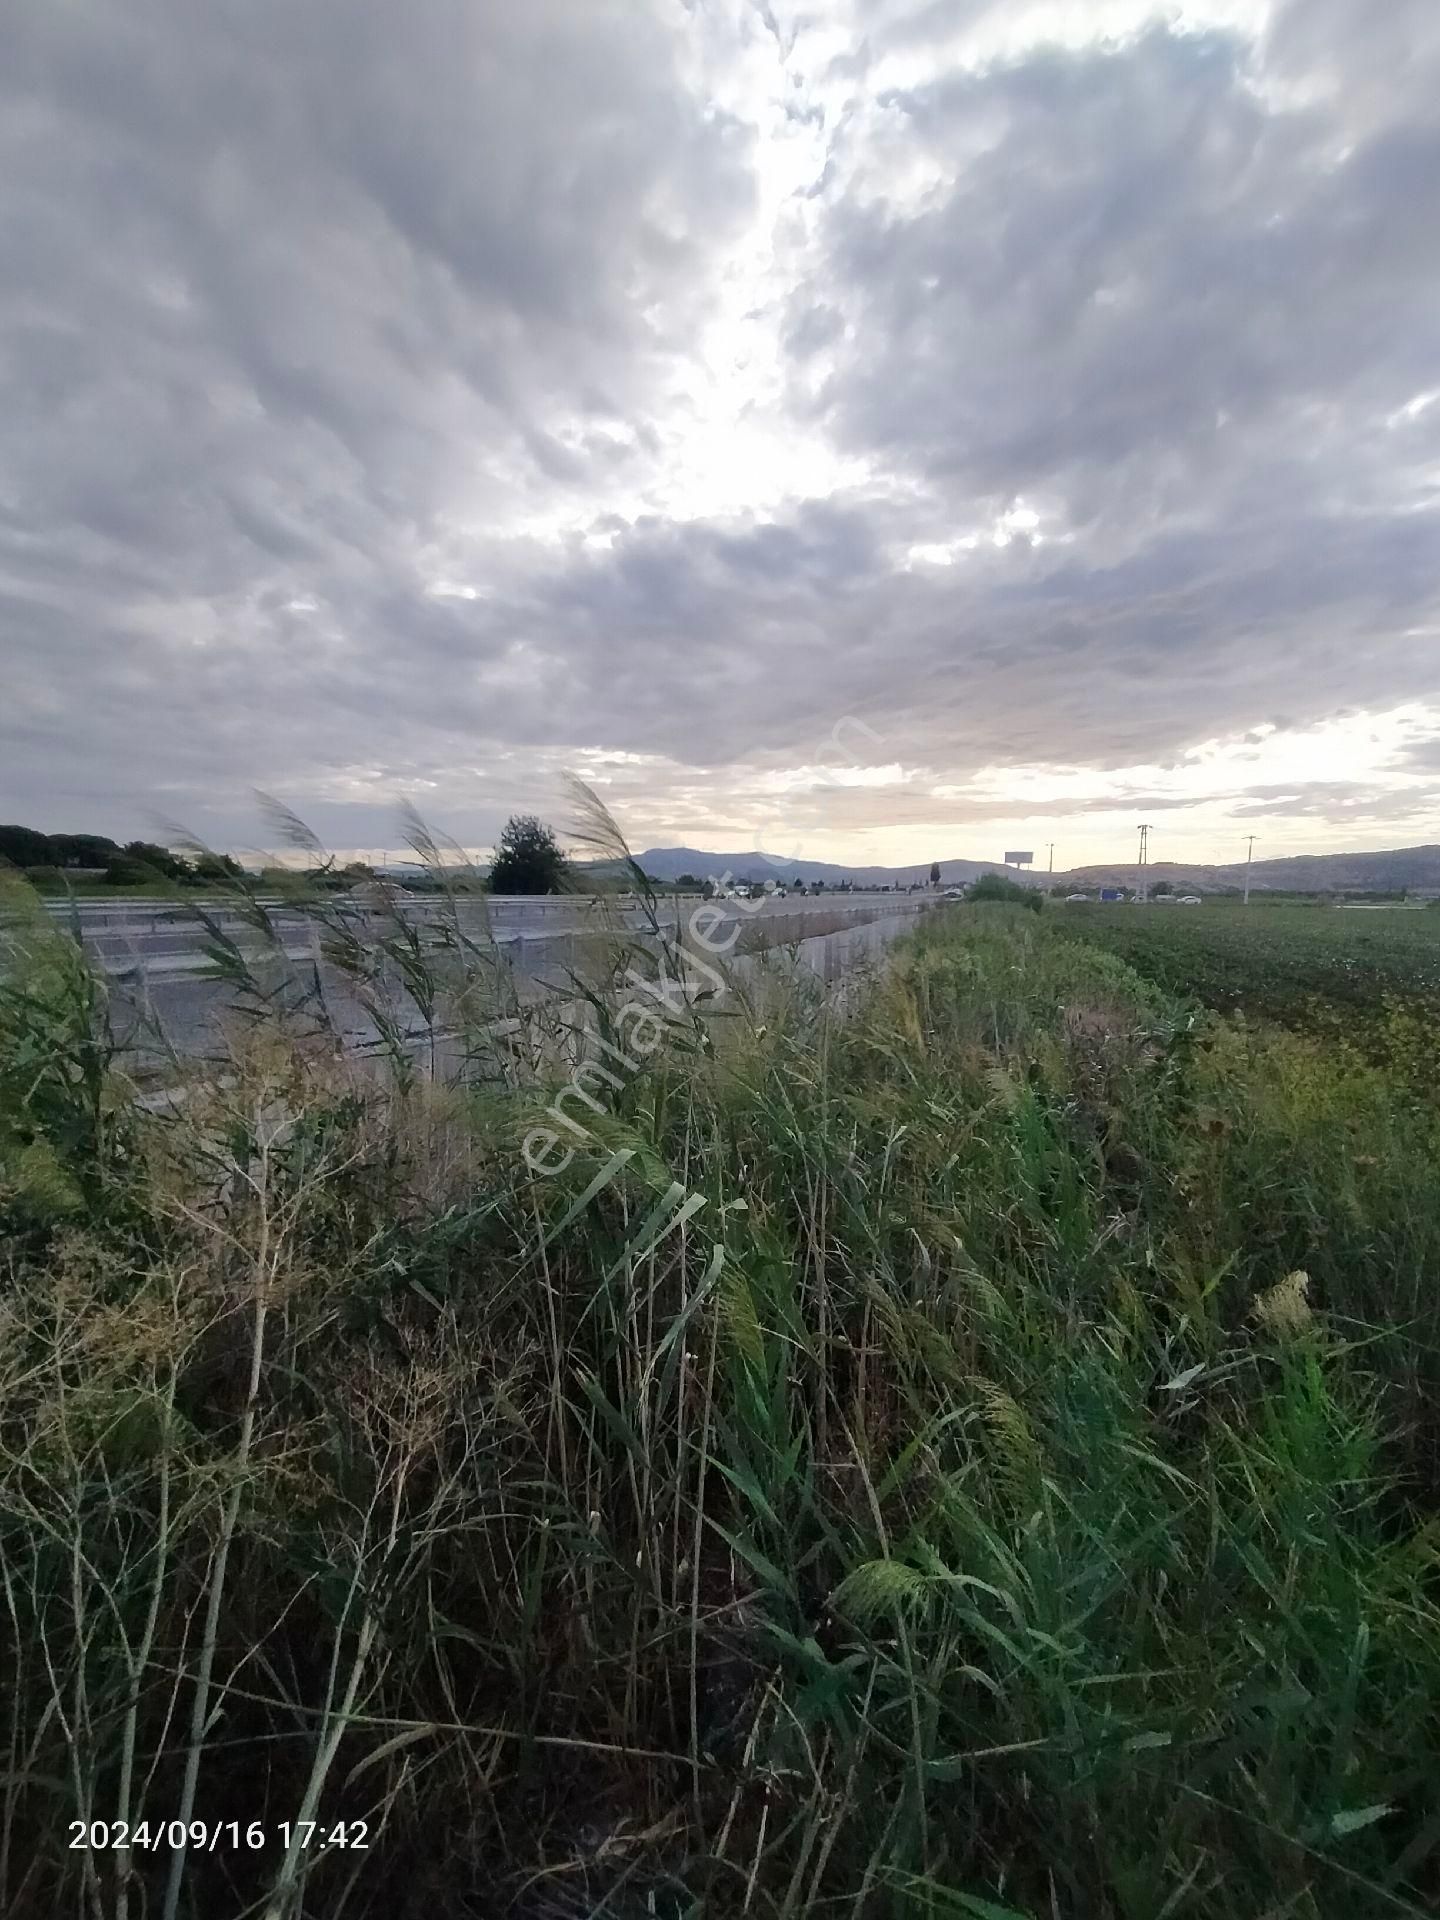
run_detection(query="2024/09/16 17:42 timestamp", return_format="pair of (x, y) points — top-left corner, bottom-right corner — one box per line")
(70, 1820), (370, 1852)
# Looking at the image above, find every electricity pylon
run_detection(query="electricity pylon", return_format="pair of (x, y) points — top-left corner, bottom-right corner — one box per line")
(1137, 824), (1152, 903)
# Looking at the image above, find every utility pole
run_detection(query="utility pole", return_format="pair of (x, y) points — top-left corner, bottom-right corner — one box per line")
(1244, 835), (1257, 906)
(1047, 842), (1054, 874)
(1137, 823), (1152, 903)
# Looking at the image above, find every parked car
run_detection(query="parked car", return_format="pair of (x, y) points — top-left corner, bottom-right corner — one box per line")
(1066, 892), (1089, 902)
(1178, 894), (1203, 905)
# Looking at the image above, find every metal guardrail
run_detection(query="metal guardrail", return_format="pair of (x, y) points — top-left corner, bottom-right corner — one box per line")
(84, 896), (939, 1068)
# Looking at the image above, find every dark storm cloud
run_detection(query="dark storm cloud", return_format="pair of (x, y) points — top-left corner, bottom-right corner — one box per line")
(4, 0), (1440, 849)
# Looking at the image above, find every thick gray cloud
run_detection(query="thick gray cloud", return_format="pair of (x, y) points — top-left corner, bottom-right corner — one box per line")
(3, 0), (1440, 852)
(1391, 736), (1440, 775)
(801, 14), (1440, 548)
(1229, 779), (1440, 823)
(0, 0), (755, 839)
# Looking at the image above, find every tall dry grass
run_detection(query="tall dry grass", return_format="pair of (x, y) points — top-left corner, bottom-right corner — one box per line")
(2, 858), (1439, 1917)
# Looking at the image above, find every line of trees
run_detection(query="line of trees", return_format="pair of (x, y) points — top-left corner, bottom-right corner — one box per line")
(6, 813), (969, 900)
(0, 825), (241, 887)
(1, 813), (576, 896)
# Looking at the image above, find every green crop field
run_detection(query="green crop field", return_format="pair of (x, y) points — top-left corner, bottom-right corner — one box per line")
(3, 870), (1440, 1918)
(1052, 900), (1440, 1012)
(1050, 901), (1440, 1076)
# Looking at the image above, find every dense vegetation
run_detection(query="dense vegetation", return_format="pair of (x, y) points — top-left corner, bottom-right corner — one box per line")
(1053, 900), (1440, 1087)
(1053, 901), (1440, 1014)
(0, 825), (124, 870)
(487, 815), (572, 895)
(1, 824), (245, 891)
(966, 873), (1042, 911)
(2, 876), (1439, 1918)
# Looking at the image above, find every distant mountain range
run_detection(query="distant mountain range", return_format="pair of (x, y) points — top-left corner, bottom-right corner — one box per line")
(631, 846), (1022, 888)
(1054, 844), (1440, 895)
(631, 842), (1440, 895)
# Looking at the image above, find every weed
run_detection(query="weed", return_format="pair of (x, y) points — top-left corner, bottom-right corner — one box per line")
(2, 874), (1439, 1917)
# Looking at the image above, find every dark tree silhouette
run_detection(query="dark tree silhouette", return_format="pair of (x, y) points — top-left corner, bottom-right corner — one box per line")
(488, 815), (569, 895)
(48, 833), (119, 868)
(107, 840), (193, 884)
(929, 860), (941, 887)
(0, 825), (54, 867)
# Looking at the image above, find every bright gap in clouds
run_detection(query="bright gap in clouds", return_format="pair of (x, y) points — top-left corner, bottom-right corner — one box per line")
(7, 0), (1440, 858)
(443, 1), (1280, 549)
(576, 703), (1440, 873)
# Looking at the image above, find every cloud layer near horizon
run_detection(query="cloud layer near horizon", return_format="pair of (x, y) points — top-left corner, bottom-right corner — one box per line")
(4, 0), (1440, 861)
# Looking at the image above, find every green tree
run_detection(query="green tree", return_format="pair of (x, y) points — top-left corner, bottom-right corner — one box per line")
(929, 860), (940, 887)
(1152, 880), (1174, 897)
(488, 815), (569, 895)
(0, 825), (54, 868)
(106, 841), (192, 884)
(49, 833), (119, 868)
(191, 852), (244, 883)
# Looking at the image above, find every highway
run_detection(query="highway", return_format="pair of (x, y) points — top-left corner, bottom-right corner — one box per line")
(22, 890), (936, 1068)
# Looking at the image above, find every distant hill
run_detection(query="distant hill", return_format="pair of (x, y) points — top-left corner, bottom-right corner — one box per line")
(628, 842), (1440, 896)
(1055, 844), (1440, 896)
(632, 846), (1031, 888)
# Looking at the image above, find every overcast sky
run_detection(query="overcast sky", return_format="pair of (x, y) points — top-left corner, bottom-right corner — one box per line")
(4, 0), (1440, 869)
